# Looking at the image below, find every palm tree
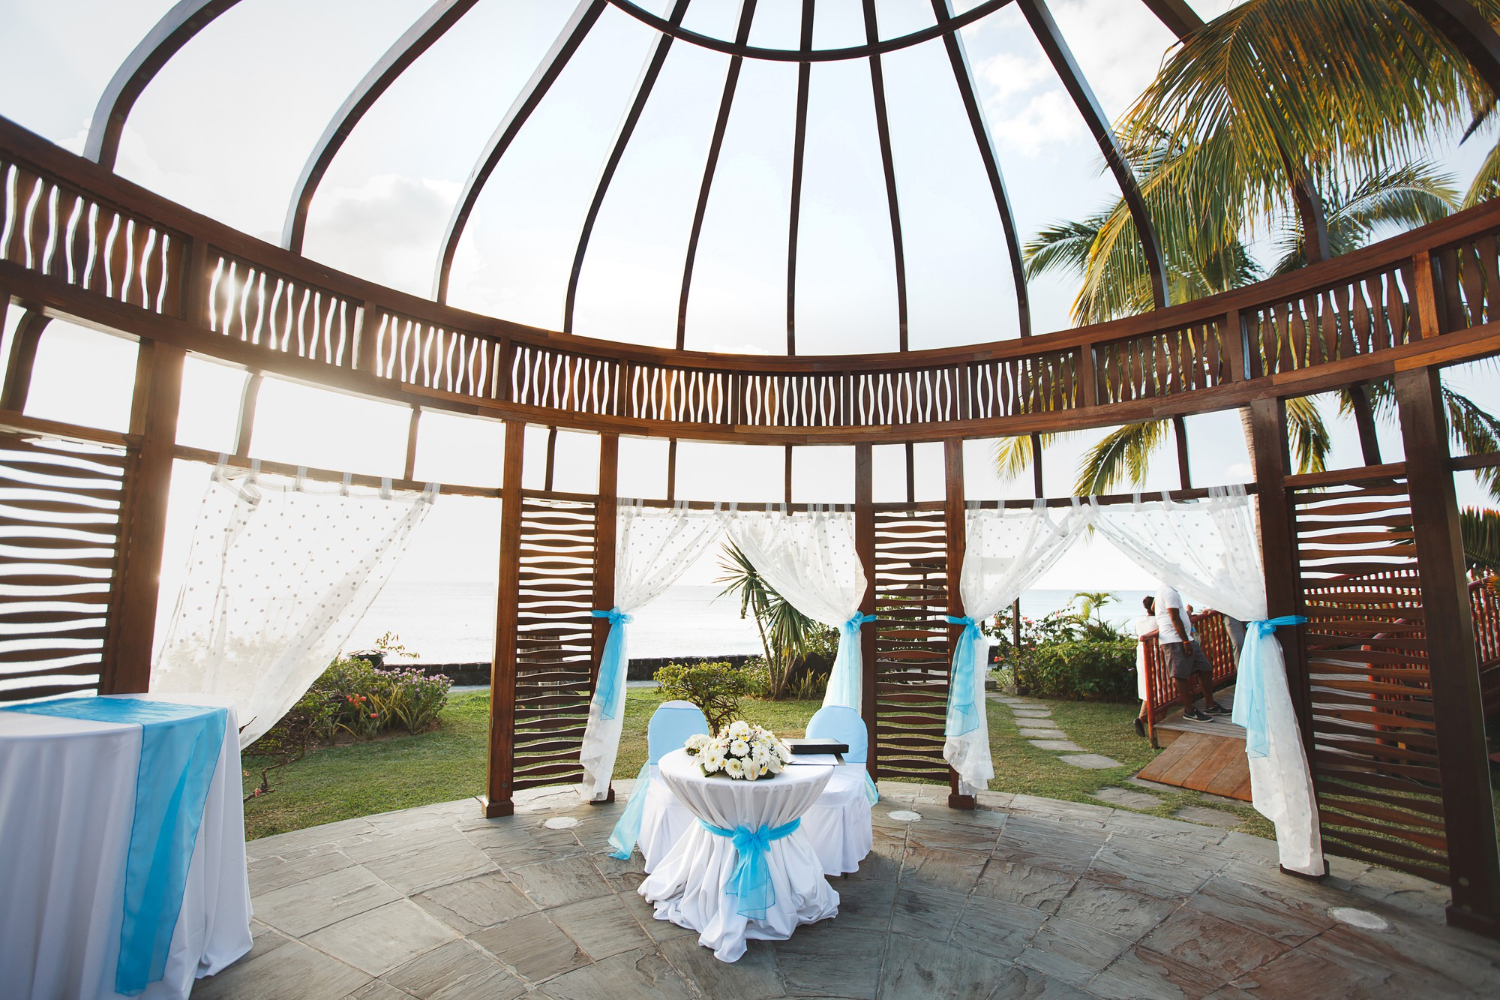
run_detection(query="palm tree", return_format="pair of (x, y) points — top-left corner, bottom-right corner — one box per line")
(714, 542), (819, 699)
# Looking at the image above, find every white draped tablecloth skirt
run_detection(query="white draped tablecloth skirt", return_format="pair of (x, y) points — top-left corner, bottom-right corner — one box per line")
(639, 750), (839, 962)
(0, 694), (252, 1000)
(797, 765), (873, 876)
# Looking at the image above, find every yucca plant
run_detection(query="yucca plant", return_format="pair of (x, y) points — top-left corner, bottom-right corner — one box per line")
(715, 542), (820, 699)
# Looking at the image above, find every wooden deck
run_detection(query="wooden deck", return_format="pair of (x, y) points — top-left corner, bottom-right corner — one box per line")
(1138, 686), (1251, 802)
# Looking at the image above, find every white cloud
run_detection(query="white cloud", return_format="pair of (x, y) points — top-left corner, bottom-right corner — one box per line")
(303, 173), (460, 297)
(986, 89), (1088, 159)
(977, 51), (1051, 105)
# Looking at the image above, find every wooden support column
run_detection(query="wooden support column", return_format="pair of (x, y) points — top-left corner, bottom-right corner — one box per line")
(103, 337), (185, 694)
(1348, 383), (1382, 468)
(233, 371), (262, 458)
(590, 432), (619, 805)
(943, 438), (974, 809)
(484, 420), (526, 818)
(1396, 367), (1500, 935)
(1172, 415), (1192, 490)
(402, 407), (422, 482)
(0, 309), (50, 412)
(854, 443), (878, 780)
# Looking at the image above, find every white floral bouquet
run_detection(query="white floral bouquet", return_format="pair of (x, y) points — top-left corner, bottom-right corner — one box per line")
(684, 720), (793, 781)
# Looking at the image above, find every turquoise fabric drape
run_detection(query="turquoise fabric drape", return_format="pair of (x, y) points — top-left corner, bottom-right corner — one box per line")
(1231, 616), (1308, 758)
(824, 612), (876, 710)
(697, 818), (802, 919)
(608, 761), (652, 859)
(589, 607), (633, 720)
(6, 697), (227, 995)
(942, 615), (983, 737)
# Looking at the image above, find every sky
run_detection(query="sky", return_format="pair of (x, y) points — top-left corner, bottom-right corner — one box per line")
(1, 0), (1497, 651)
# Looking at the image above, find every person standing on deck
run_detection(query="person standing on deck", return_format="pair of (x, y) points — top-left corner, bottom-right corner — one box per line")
(1155, 585), (1229, 722)
(1133, 596), (1156, 737)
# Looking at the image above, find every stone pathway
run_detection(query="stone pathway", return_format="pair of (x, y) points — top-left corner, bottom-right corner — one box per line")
(991, 694), (1124, 771)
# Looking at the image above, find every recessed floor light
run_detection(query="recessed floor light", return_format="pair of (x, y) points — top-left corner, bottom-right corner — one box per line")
(1328, 906), (1389, 931)
(544, 816), (580, 830)
(888, 810), (922, 822)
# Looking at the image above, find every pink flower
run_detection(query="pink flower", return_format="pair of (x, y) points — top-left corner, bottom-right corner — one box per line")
(369, 713), (378, 719)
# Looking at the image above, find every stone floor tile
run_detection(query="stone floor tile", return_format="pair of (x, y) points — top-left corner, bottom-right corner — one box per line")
(1138, 908), (1287, 982)
(546, 893), (655, 961)
(973, 860), (1077, 914)
(349, 830), (499, 896)
(776, 923), (886, 999)
(470, 911), (588, 984)
(413, 871), (538, 934)
(249, 849), (358, 897)
(247, 818), (376, 860)
(252, 864), (403, 937)
(538, 947), (696, 1000)
(1028, 739), (1087, 752)
(342, 981), (410, 1000)
(1052, 878), (1180, 940)
(1185, 873), (1334, 947)
(1092, 787), (1162, 811)
(904, 813), (1006, 854)
(1088, 841), (1217, 899)
(660, 936), (787, 1000)
(1018, 915), (1133, 988)
(877, 934), (1015, 1000)
(950, 896), (1046, 962)
(194, 939), (371, 1000)
(989, 962), (1096, 999)
(383, 938), (528, 1000)
(889, 886), (967, 943)
(1230, 941), (1386, 997)
(830, 875), (897, 932)
(1171, 807), (1242, 830)
(993, 816), (1109, 874)
(466, 823), (586, 866)
(303, 898), (459, 977)
(617, 886), (698, 943)
(1103, 814), (1229, 851)
(1057, 753), (1124, 769)
(1088, 946), (1225, 1000)
(1007, 796), (1114, 824)
(505, 854), (614, 908)
(897, 846), (989, 895)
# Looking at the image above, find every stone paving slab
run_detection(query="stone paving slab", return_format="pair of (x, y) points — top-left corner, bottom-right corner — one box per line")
(1058, 752), (1125, 769)
(195, 785), (1500, 1000)
(1092, 787), (1162, 810)
(1016, 725), (1063, 737)
(1174, 805), (1243, 829)
(1028, 738), (1086, 752)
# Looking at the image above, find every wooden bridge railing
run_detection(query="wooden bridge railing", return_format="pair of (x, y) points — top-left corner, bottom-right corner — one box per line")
(1139, 610), (1239, 745)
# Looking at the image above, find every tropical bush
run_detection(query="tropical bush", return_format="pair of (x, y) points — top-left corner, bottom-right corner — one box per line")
(1018, 640), (1137, 703)
(716, 542), (830, 699)
(654, 660), (752, 732)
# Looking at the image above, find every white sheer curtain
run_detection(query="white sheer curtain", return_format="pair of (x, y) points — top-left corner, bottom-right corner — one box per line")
(1090, 486), (1324, 876)
(725, 506), (869, 712)
(579, 503), (725, 801)
(948, 500), (1091, 794)
(152, 465), (436, 748)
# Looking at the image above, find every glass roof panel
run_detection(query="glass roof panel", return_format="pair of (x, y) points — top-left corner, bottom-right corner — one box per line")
(811, 0), (871, 50)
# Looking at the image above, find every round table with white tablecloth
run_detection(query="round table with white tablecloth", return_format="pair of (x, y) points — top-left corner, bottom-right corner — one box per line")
(639, 748), (839, 963)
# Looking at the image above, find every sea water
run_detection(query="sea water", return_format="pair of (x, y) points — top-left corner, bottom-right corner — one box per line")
(350, 582), (1154, 664)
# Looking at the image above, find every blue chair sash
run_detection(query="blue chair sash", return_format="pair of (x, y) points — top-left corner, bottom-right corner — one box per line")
(589, 607), (633, 720)
(698, 818), (802, 919)
(5, 697), (227, 995)
(1231, 616), (1308, 758)
(943, 615), (983, 736)
(608, 761), (652, 859)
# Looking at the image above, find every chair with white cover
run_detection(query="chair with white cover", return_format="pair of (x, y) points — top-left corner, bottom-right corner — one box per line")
(608, 700), (709, 871)
(798, 705), (875, 876)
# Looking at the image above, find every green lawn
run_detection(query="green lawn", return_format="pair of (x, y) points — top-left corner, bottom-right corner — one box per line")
(241, 687), (1268, 840)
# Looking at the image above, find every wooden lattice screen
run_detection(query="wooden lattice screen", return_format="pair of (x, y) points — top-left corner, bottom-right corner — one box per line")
(871, 507), (952, 781)
(0, 430), (129, 702)
(1294, 478), (1448, 882)
(510, 497), (597, 791)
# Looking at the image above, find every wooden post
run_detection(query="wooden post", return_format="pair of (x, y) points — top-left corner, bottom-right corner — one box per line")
(855, 443), (878, 781)
(590, 432), (619, 805)
(484, 420), (526, 818)
(1172, 415), (1192, 490)
(402, 407), (422, 483)
(1396, 367), (1500, 935)
(102, 337), (185, 694)
(0, 309), (49, 412)
(943, 438), (974, 809)
(233, 371), (262, 458)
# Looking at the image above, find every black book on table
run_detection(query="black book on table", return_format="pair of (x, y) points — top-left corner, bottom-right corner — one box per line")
(784, 738), (849, 755)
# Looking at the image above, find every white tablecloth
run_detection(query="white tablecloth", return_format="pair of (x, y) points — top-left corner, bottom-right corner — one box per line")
(797, 765), (874, 876)
(0, 694), (253, 999)
(639, 749), (838, 962)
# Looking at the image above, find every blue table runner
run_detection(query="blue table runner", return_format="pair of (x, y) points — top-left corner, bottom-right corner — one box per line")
(5, 697), (228, 995)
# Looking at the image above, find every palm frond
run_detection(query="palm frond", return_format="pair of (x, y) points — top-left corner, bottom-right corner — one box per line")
(1446, 388), (1500, 502)
(1285, 395), (1331, 475)
(1461, 507), (1500, 573)
(1463, 134), (1500, 208)
(1072, 420), (1171, 496)
(993, 433), (1066, 484)
(1022, 216), (1107, 281)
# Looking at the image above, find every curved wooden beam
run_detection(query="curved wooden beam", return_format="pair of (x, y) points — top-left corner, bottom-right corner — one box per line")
(785, 0), (816, 355)
(565, 0), (692, 334)
(84, 0), (244, 169)
(1018, 0), (1168, 309)
(283, 0), (482, 253)
(1139, 0), (1203, 38)
(604, 0), (1015, 63)
(1401, 0), (1500, 98)
(675, 0), (758, 350)
(434, 0), (608, 304)
(861, 0), (909, 351)
(0, 309), (49, 411)
(931, 0), (1032, 338)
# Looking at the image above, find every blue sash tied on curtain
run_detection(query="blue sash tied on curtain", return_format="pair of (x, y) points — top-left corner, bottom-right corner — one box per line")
(590, 607), (634, 720)
(825, 612), (876, 709)
(1231, 616), (1308, 758)
(698, 818), (802, 919)
(943, 615), (983, 736)
(6, 697), (227, 995)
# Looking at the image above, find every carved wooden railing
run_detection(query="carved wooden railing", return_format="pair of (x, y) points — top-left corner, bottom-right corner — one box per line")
(2, 115), (1500, 445)
(1139, 610), (1238, 745)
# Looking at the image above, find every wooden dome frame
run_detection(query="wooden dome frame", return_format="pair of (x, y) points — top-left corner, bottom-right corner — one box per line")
(3, 0), (1500, 938)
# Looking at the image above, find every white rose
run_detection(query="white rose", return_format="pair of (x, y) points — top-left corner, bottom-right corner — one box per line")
(724, 757), (745, 779)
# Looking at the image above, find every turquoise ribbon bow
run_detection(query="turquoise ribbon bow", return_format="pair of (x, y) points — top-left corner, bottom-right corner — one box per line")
(590, 607), (634, 720)
(825, 612), (877, 709)
(1231, 615), (1308, 758)
(698, 818), (802, 918)
(943, 615), (983, 736)
(5, 697), (227, 995)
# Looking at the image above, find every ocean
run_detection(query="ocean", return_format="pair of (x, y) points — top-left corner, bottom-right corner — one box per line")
(350, 582), (1154, 664)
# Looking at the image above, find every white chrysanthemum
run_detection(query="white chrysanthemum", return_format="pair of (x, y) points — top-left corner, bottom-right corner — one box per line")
(700, 754), (723, 773)
(752, 744), (771, 765)
(685, 733), (710, 753)
(723, 757), (745, 779)
(727, 720), (751, 740)
(729, 738), (749, 757)
(701, 744), (726, 768)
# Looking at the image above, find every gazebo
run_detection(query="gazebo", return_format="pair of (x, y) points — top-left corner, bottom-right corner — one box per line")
(3, 1), (1500, 994)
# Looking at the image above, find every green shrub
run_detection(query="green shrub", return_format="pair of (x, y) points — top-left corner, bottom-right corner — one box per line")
(1016, 640), (1136, 702)
(654, 660), (751, 732)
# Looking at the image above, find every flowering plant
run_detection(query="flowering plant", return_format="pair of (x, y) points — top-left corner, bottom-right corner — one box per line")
(684, 720), (792, 781)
